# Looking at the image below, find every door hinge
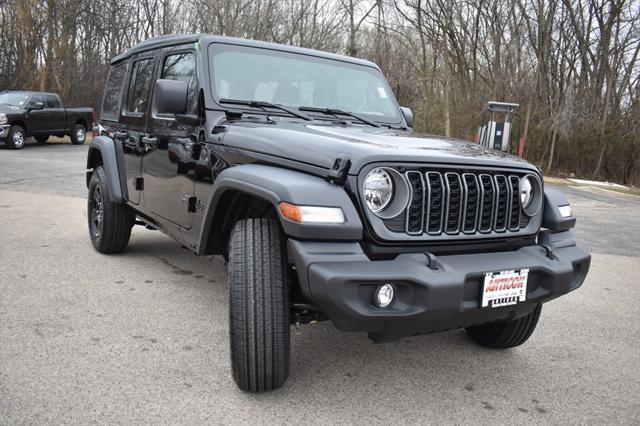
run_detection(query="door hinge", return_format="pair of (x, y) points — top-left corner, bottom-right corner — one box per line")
(187, 196), (197, 213)
(134, 177), (144, 191)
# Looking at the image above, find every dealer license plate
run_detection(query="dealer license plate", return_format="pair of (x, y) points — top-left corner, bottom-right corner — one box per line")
(481, 269), (529, 308)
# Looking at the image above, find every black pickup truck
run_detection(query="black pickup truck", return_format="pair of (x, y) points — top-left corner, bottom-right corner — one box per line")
(0, 91), (93, 149)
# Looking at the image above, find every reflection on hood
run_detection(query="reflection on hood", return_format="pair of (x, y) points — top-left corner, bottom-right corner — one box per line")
(221, 119), (535, 174)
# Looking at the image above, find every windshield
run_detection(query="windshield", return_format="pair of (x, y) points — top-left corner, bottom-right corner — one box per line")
(209, 44), (401, 123)
(0, 92), (29, 107)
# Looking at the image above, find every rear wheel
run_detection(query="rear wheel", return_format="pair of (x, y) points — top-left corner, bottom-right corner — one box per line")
(7, 125), (26, 149)
(466, 304), (542, 348)
(228, 218), (290, 392)
(70, 124), (86, 145)
(87, 166), (134, 253)
(35, 135), (49, 144)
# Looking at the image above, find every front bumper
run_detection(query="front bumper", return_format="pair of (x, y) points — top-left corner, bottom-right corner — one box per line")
(288, 230), (590, 342)
(0, 125), (9, 140)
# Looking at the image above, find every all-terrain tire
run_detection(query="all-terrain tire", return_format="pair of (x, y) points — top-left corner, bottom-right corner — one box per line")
(7, 125), (26, 149)
(228, 218), (290, 392)
(466, 304), (542, 348)
(70, 123), (86, 145)
(87, 166), (134, 253)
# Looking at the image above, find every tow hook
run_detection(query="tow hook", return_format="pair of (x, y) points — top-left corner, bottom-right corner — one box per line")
(424, 252), (441, 270)
(540, 244), (557, 260)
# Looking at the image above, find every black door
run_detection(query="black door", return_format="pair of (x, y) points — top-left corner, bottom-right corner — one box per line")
(116, 55), (156, 205)
(25, 93), (48, 133)
(43, 94), (65, 133)
(142, 49), (198, 229)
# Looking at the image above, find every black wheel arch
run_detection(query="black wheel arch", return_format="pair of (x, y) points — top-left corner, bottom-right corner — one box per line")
(9, 120), (28, 135)
(204, 190), (278, 256)
(86, 135), (127, 202)
(197, 164), (363, 256)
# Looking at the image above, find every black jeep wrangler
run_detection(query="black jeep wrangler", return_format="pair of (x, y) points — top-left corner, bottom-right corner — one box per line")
(87, 34), (590, 392)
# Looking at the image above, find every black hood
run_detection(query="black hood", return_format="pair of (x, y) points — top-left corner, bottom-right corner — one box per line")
(220, 119), (538, 175)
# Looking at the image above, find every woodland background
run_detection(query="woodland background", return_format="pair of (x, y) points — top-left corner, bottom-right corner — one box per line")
(1, 0), (638, 185)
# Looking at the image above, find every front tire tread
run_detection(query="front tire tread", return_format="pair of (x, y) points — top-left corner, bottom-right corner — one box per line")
(228, 218), (290, 392)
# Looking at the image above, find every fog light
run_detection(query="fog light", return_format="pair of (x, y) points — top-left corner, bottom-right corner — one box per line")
(558, 204), (572, 218)
(374, 284), (395, 308)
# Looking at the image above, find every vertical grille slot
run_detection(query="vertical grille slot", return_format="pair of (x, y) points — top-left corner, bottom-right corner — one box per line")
(462, 173), (479, 233)
(405, 172), (425, 234)
(478, 174), (494, 232)
(508, 176), (521, 230)
(425, 172), (444, 234)
(494, 175), (509, 231)
(444, 173), (463, 234)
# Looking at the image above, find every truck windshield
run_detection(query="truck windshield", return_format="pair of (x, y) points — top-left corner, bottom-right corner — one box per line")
(209, 44), (401, 123)
(0, 92), (29, 107)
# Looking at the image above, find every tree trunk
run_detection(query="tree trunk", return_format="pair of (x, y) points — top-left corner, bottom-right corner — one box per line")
(521, 94), (533, 159)
(546, 126), (559, 174)
(444, 78), (451, 137)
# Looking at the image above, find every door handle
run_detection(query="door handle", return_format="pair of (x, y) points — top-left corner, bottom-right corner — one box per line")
(141, 136), (158, 146)
(139, 136), (159, 153)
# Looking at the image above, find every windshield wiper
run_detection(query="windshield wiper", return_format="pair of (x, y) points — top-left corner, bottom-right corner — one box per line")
(298, 106), (381, 128)
(219, 98), (312, 121)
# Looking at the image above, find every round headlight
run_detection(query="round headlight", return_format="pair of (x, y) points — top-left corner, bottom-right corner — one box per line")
(363, 168), (394, 213)
(520, 176), (533, 208)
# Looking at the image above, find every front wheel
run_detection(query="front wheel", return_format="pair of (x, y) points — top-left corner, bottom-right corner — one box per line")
(7, 125), (26, 149)
(466, 304), (542, 348)
(88, 166), (134, 253)
(228, 218), (290, 392)
(70, 124), (86, 145)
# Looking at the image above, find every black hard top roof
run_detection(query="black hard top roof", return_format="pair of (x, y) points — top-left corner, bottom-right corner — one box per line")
(110, 34), (378, 69)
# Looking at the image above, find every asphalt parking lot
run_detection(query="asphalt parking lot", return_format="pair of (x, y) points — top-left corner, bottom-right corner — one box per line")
(1, 141), (639, 424)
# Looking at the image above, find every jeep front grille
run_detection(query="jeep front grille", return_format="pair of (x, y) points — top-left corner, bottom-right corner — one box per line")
(399, 170), (526, 236)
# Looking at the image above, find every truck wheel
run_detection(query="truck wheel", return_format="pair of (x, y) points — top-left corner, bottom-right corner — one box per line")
(87, 166), (134, 253)
(466, 304), (542, 348)
(70, 124), (86, 145)
(7, 125), (26, 149)
(228, 218), (290, 392)
(35, 135), (49, 144)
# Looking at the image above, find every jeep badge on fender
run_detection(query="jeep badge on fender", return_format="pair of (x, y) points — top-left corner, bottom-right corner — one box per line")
(86, 34), (590, 393)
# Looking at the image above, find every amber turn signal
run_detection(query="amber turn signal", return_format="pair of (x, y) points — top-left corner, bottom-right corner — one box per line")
(279, 202), (303, 222)
(278, 202), (345, 224)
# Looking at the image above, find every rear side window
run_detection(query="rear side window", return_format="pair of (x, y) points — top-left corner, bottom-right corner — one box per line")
(102, 62), (127, 118)
(127, 58), (155, 114)
(44, 94), (60, 108)
(160, 52), (197, 114)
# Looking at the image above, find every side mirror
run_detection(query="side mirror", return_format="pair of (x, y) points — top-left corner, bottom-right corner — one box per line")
(28, 101), (44, 111)
(400, 106), (413, 128)
(155, 79), (187, 115)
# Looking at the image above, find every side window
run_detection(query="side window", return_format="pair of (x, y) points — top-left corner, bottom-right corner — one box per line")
(160, 52), (196, 114)
(127, 58), (155, 114)
(102, 62), (127, 117)
(29, 93), (44, 107)
(45, 94), (60, 108)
